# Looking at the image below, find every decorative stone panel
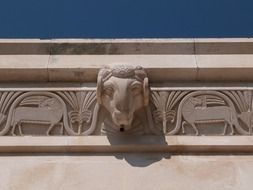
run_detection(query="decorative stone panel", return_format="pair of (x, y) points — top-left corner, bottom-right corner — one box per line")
(0, 69), (252, 136)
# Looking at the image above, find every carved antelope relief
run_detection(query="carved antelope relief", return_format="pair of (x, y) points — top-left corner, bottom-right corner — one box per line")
(181, 97), (237, 135)
(11, 97), (63, 135)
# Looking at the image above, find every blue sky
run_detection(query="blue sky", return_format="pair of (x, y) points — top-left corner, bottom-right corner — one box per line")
(0, 0), (252, 38)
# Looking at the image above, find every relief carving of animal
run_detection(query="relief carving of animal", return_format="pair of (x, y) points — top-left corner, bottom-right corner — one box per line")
(97, 65), (149, 133)
(11, 98), (63, 135)
(0, 92), (98, 136)
(181, 97), (237, 135)
(166, 91), (249, 136)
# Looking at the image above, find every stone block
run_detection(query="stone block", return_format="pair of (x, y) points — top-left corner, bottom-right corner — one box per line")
(0, 55), (49, 82)
(195, 38), (253, 54)
(0, 154), (253, 190)
(48, 55), (197, 82)
(196, 55), (253, 82)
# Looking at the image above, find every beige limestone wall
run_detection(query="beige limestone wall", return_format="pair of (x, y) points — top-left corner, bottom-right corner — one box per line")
(1, 154), (253, 190)
(1, 38), (253, 82)
(0, 39), (253, 190)
(0, 136), (252, 190)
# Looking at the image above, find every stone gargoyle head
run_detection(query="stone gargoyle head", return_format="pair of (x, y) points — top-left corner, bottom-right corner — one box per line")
(97, 65), (149, 132)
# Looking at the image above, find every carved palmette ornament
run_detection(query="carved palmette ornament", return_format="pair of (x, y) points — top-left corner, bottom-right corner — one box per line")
(57, 91), (98, 135)
(151, 91), (189, 134)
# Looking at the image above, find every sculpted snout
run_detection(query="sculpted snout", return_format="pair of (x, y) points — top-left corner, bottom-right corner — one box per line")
(112, 109), (133, 126)
(110, 87), (135, 126)
(114, 90), (131, 112)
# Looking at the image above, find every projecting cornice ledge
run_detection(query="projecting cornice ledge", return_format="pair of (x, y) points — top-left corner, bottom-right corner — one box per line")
(1, 136), (253, 154)
(0, 38), (253, 82)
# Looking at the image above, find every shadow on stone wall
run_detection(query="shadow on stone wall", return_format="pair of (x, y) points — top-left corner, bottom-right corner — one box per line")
(106, 135), (170, 167)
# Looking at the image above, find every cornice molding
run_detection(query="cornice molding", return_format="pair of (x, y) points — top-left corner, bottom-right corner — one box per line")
(0, 38), (253, 82)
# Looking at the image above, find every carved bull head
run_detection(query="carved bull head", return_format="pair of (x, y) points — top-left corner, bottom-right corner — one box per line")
(97, 65), (149, 132)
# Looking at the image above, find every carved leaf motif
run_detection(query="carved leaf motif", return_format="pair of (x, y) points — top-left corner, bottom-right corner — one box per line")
(223, 90), (253, 134)
(68, 110), (92, 124)
(0, 92), (22, 126)
(223, 91), (248, 112)
(243, 91), (252, 111)
(151, 91), (188, 134)
(58, 91), (96, 134)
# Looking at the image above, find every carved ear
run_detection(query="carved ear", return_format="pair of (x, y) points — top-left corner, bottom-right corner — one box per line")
(143, 77), (149, 106)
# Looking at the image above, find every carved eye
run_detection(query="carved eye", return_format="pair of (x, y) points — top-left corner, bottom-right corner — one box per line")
(131, 82), (142, 96)
(103, 86), (114, 97)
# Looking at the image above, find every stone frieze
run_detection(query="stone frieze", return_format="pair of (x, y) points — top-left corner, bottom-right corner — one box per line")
(0, 65), (252, 136)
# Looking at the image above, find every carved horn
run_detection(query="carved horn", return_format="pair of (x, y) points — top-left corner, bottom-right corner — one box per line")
(143, 77), (149, 106)
(96, 70), (103, 105)
(96, 68), (111, 105)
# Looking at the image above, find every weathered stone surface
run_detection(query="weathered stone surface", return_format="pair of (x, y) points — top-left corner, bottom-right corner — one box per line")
(195, 38), (253, 54)
(47, 55), (197, 82)
(0, 136), (252, 189)
(0, 136), (253, 153)
(0, 154), (252, 190)
(0, 39), (253, 82)
(196, 55), (253, 82)
(0, 55), (48, 82)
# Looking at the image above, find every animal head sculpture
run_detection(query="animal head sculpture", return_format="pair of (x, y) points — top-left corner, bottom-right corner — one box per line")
(97, 65), (149, 132)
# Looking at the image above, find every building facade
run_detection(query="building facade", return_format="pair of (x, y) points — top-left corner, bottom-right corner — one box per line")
(0, 39), (253, 189)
